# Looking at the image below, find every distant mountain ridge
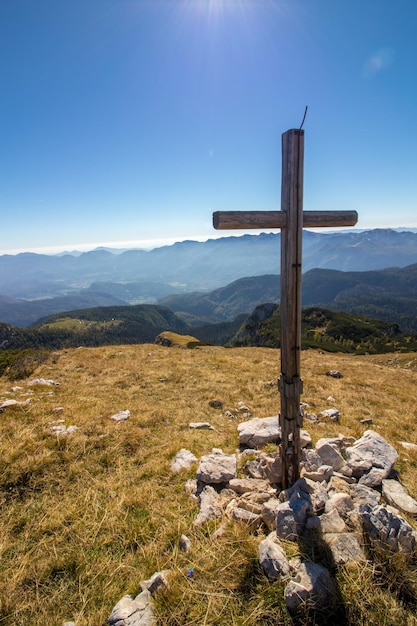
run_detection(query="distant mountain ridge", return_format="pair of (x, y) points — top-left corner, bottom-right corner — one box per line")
(158, 264), (417, 332)
(1, 229), (417, 300)
(1, 228), (417, 328)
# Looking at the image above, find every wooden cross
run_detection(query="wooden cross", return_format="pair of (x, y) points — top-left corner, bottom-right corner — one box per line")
(213, 129), (358, 488)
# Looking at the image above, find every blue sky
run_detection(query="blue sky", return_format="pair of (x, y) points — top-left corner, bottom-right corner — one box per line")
(1, 0), (417, 254)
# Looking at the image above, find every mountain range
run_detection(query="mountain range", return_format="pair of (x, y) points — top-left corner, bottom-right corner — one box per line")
(160, 263), (417, 332)
(1, 228), (417, 328)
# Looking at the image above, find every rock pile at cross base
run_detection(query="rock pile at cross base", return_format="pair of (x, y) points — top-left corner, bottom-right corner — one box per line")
(107, 416), (417, 625)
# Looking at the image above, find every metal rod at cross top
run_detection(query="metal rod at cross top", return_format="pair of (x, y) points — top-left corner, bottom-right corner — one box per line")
(213, 129), (358, 488)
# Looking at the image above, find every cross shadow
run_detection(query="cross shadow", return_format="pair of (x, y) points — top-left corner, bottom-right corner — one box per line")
(282, 489), (350, 626)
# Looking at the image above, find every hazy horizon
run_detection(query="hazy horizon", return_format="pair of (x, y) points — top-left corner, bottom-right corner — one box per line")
(2, 224), (417, 257)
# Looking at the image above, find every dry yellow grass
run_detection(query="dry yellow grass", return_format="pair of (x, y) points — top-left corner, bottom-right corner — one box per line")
(1, 344), (417, 625)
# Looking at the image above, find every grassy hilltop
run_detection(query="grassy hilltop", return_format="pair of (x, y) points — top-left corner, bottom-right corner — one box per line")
(1, 344), (417, 625)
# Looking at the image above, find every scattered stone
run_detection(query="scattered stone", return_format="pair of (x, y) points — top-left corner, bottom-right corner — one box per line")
(230, 507), (262, 531)
(236, 497), (263, 515)
(212, 522), (228, 539)
(276, 498), (310, 541)
(302, 465), (333, 482)
(209, 399), (224, 409)
(194, 486), (222, 526)
(280, 478), (328, 515)
(225, 410), (236, 419)
(349, 484), (381, 510)
(189, 422), (215, 430)
(220, 488), (237, 505)
(360, 503), (417, 554)
(324, 492), (354, 520)
(382, 479), (417, 517)
(323, 532), (367, 565)
(27, 378), (60, 387)
(327, 396), (336, 402)
(0, 398), (31, 411)
(360, 418), (373, 425)
(179, 534), (192, 552)
(49, 422), (80, 436)
(300, 430), (312, 448)
(284, 561), (336, 615)
(261, 498), (281, 531)
(238, 416), (281, 448)
(326, 370), (343, 378)
(301, 448), (323, 472)
(244, 460), (265, 480)
(345, 430), (398, 487)
(140, 570), (169, 595)
(171, 449), (198, 473)
(110, 410), (130, 422)
(53, 407), (65, 413)
(184, 478), (198, 498)
(399, 441), (417, 452)
(196, 448), (237, 484)
(305, 413), (318, 422)
(320, 407), (340, 422)
(242, 490), (275, 506)
(244, 452), (282, 484)
(307, 508), (347, 533)
(315, 440), (345, 471)
(238, 448), (258, 460)
(228, 478), (272, 495)
(108, 590), (154, 626)
(259, 532), (291, 580)
(63, 622), (76, 626)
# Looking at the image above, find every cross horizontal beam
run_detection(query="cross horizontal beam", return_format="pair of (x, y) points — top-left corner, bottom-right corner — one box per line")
(213, 210), (358, 230)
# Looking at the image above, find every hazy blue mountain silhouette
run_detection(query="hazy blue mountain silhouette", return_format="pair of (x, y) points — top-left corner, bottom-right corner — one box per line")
(1, 229), (417, 327)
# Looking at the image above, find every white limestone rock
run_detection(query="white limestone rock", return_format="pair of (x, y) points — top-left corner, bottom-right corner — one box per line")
(140, 571), (169, 595)
(110, 410), (130, 422)
(276, 498), (310, 541)
(284, 561), (336, 615)
(300, 429), (312, 448)
(196, 448), (237, 484)
(228, 478), (272, 495)
(237, 416), (281, 448)
(170, 449), (198, 473)
(345, 430), (398, 486)
(179, 534), (192, 553)
(261, 498), (281, 531)
(194, 486), (222, 526)
(27, 378), (60, 387)
(399, 441), (417, 452)
(0, 398), (32, 411)
(108, 590), (154, 626)
(306, 508), (347, 534)
(323, 532), (367, 565)
(359, 503), (417, 554)
(230, 507), (262, 531)
(325, 492), (354, 520)
(189, 422), (215, 430)
(382, 479), (417, 517)
(315, 440), (345, 471)
(301, 448), (323, 472)
(320, 407), (340, 422)
(259, 532), (291, 580)
(244, 452), (282, 484)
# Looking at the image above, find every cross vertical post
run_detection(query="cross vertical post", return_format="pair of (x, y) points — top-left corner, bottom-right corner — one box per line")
(279, 129), (304, 488)
(212, 128), (358, 488)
